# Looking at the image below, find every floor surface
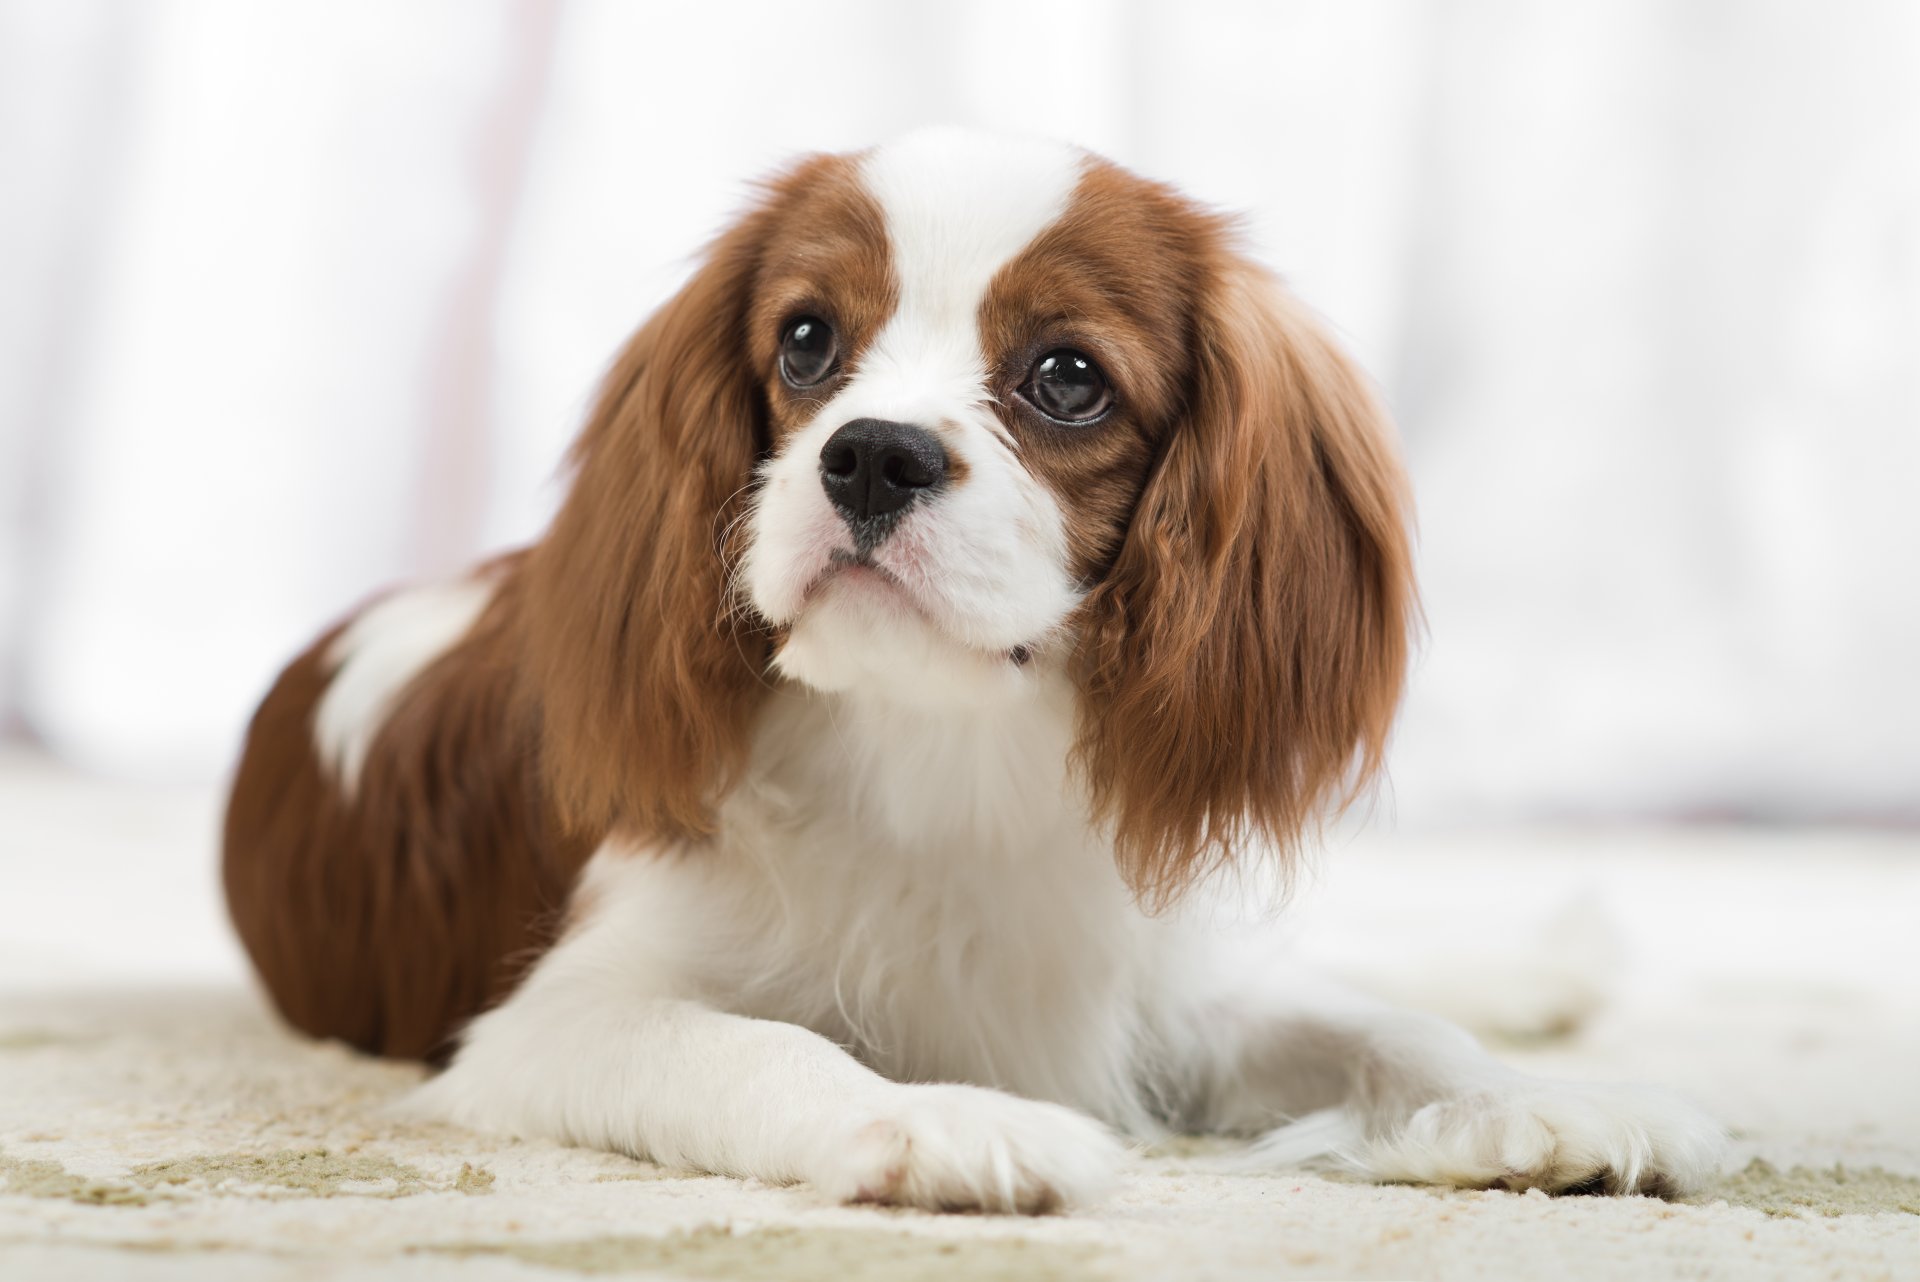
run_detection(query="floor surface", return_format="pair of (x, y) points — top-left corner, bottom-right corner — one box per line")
(3, 750), (1917, 1280)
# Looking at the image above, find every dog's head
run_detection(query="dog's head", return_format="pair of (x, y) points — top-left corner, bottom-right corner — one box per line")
(525, 128), (1415, 901)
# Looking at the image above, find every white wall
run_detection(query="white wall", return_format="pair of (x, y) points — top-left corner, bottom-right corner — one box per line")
(2, 0), (1915, 825)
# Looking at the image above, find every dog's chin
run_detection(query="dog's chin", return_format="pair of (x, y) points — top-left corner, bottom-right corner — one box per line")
(771, 574), (1038, 710)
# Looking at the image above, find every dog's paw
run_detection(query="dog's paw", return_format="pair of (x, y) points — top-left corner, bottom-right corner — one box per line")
(814, 1084), (1124, 1213)
(1360, 1078), (1725, 1196)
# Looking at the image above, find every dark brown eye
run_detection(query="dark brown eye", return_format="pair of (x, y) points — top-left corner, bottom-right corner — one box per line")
(1022, 349), (1110, 423)
(779, 316), (837, 387)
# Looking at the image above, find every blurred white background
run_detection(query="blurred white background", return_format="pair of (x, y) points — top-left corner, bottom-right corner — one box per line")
(2, 0), (1916, 830)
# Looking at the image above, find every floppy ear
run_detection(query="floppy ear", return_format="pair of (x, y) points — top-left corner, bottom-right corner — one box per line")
(519, 204), (777, 845)
(1075, 262), (1417, 904)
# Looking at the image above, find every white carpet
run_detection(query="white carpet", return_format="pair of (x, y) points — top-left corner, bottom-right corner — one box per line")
(3, 751), (1918, 1281)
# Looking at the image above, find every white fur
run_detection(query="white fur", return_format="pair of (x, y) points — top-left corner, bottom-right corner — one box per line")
(313, 578), (493, 792)
(409, 130), (1725, 1212)
(1346, 1081), (1728, 1194)
(408, 681), (1142, 1210)
(414, 679), (1724, 1208)
(415, 683), (1155, 1092)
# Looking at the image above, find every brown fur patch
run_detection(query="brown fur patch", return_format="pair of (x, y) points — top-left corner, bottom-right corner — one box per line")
(520, 152), (887, 847)
(979, 158), (1417, 904)
(223, 564), (593, 1061)
(746, 155), (897, 445)
(1070, 233), (1418, 905)
(979, 159), (1214, 582)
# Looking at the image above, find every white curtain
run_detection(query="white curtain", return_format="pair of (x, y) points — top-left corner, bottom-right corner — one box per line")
(3, 0), (1915, 824)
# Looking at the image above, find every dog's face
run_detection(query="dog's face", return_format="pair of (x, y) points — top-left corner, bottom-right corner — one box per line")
(740, 132), (1187, 705)
(525, 128), (1416, 900)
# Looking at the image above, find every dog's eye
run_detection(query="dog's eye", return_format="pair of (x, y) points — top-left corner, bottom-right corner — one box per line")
(1022, 349), (1110, 424)
(779, 316), (837, 388)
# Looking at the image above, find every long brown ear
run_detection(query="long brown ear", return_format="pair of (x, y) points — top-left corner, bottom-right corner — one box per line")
(1075, 261), (1417, 905)
(518, 205), (777, 845)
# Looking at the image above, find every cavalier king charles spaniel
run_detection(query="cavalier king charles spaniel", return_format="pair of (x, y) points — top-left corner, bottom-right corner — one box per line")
(224, 128), (1721, 1212)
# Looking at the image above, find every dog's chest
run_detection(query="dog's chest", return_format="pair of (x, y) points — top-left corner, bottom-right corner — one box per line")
(704, 688), (1162, 1124)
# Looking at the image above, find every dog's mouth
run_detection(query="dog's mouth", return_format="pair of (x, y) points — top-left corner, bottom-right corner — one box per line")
(810, 547), (917, 603)
(800, 549), (1033, 668)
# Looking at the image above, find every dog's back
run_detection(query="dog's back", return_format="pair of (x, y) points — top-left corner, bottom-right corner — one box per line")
(222, 562), (590, 1061)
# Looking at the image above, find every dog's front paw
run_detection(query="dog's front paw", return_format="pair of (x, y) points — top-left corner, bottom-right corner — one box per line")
(815, 1084), (1124, 1213)
(1363, 1079), (1724, 1196)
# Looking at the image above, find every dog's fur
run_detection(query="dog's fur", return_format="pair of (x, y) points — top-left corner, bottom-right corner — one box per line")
(224, 129), (1723, 1211)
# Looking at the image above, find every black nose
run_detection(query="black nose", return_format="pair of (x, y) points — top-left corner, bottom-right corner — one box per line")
(819, 418), (949, 532)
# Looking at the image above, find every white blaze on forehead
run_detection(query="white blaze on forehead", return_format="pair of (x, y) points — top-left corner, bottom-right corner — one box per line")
(314, 578), (494, 794)
(857, 129), (1083, 422)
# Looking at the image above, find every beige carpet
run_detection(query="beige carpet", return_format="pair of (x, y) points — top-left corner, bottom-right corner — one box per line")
(3, 752), (1918, 1281)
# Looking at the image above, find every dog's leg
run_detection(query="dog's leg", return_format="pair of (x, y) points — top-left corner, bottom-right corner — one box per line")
(405, 890), (1123, 1213)
(1182, 963), (1723, 1195)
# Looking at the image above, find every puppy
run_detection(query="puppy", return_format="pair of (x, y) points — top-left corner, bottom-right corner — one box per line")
(224, 128), (1722, 1211)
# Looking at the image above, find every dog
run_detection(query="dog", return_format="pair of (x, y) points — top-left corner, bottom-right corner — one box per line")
(223, 127), (1723, 1212)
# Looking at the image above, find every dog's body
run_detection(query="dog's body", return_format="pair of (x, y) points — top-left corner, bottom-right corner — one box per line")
(225, 129), (1722, 1211)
